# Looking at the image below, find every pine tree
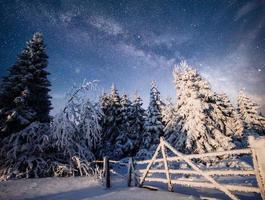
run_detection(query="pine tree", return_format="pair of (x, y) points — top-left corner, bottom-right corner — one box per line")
(137, 82), (164, 159)
(0, 33), (52, 136)
(100, 84), (123, 159)
(215, 93), (245, 146)
(237, 90), (265, 136)
(167, 61), (235, 156)
(130, 93), (145, 152)
(26, 32), (52, 123)
(115, 93), (145, 157)
(114, 94), (134, 158)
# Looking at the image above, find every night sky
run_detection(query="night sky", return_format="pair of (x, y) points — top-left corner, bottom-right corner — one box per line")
(0, 0), (265, 115)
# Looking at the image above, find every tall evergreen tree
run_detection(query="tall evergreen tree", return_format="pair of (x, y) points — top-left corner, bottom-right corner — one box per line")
(165, 61), (235, 156)
(26, 32), (52, 122)
(237, 90), (265, 136)
(0, 32), (51, 136)
(114, 94), (134, 158)
(100, 84), (122, 159)
(137, 82), (164, 159)
(116, 93), (145, 157)
(130, 93), (145, 151)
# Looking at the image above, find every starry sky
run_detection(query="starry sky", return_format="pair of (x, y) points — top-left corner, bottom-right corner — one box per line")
(0, 0), (265, 115)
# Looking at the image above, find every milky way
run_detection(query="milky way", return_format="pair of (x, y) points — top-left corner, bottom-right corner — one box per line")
(0, 0), (265, 114)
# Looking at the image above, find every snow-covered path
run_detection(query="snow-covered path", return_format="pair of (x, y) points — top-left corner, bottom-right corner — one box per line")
(0, 176), (194, 200)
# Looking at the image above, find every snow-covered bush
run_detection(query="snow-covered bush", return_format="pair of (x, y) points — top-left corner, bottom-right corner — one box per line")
(50, 80), (102, 176)
(0, 122), (51, 181)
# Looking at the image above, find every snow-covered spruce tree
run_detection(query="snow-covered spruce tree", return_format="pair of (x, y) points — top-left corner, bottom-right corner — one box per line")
(167, 61), (235, 157)
(114, 93), (145, 158)
(237, 90), (265, 136)
(51, 80), (102, 176)
(114, 94), (134, 158)
(136, 82), (164, 159)
(26, 32), (52, 123)
(215, 93), (245, 147)
(0, 32), (51, 137)
(100, 84), (123, 159)
(163, 100), (184, 150)
(130, 93), (145, 153)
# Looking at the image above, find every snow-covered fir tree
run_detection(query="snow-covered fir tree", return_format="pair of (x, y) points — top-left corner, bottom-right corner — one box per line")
(115, 93), (145, 157)
(165, 61), (235, 157)
(137, 82), (164, 159)
(237, 90), (265, 136)
(130, 93), (145, 152)
(215, 93), (245, 147)
(100, 85), (145, 159)
(0, 32), (51, 136)
(100, 84), (123, 159)
(114, 94), (134, 158)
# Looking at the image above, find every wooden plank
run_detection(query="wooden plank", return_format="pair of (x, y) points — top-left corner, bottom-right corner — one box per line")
(135, 148), (252, 165)
(138, 169), (255, 176)
(144, 178), (260, 193)
(139, 143), (161, 186)
(160, 139), (173, 191)
(141, 185), (159, 191)
(162, 138), (239, 200)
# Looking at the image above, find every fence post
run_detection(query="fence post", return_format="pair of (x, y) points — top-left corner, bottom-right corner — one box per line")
(249, 136), (265, 200)
(103, 156), (110, 189)
(128, 157), (133, 187)
(160, 137), (173, 192)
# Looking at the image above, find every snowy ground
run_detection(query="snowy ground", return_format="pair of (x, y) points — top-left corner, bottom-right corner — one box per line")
(0, 176), (195, 200)
(0, 166), (262, 200)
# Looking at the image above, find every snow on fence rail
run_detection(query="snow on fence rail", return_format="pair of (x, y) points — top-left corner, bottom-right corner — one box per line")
(132, 136), (265, 200)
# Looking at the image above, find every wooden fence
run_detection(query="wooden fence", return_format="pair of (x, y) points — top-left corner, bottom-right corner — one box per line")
(132, 136), (265, 200)
(93, 136), (265, 200)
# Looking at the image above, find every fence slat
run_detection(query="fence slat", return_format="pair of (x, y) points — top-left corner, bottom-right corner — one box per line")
(138, 169), (255, 176)
(144, 178), (260, 193)
(161, 139), (173, 191)
(135, 148), (252, 165)
(139, 143), (161, 186)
